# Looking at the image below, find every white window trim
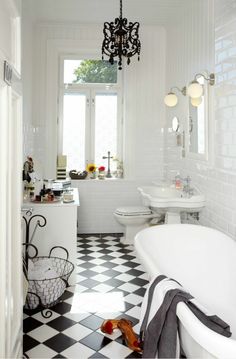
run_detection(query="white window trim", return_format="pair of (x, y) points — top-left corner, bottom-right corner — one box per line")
(58, 55), (123, 169)
(43, 38), (122, 178)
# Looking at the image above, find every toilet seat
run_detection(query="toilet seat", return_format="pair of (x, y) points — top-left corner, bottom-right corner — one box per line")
(114, 206), (159, 245)
(115, 206), (152, 216)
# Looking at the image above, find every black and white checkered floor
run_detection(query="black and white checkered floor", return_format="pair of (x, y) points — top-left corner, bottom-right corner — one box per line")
(23, 234), (149, 358)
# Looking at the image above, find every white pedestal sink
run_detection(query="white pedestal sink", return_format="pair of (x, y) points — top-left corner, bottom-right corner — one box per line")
(137, 184), (205, 224)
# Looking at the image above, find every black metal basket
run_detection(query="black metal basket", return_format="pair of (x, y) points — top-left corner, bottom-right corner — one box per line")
(23, 244), (74, 315)
(22, 213), (74, 318)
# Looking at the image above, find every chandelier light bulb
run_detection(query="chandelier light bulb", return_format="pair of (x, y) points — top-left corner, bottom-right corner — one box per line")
(187, 80), (203, 98)
(191, 97), (202, 107)
(164, 92), (178, 107)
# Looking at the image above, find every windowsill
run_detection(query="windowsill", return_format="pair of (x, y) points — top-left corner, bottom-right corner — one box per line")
(71, 177), (124, 182)
(69, 177), (148, 185)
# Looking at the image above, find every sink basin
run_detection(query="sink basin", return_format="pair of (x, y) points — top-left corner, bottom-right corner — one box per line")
(137, 184), (205, 223)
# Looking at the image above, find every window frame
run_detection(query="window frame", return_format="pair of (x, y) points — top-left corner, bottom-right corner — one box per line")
(58, 54), (123, 170)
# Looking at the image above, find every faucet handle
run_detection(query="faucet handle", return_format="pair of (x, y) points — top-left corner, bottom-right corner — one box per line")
(184, 175), (191, 184)
(188, 188), (194, 196)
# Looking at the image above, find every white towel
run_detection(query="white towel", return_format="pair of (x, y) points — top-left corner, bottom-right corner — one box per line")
(139, 275), (231, 358)
(140, 277), (182, 325)
(139, 276), (182, 358)
(28, 259), (58, 280)
(26, 258), (66, 309)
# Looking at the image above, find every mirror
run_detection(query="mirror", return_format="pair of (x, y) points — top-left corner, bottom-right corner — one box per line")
(187, 75), (208, 160)
(172, 116), (179, 132)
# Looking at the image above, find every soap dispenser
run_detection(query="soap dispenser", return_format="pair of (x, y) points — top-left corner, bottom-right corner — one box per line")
(175, 174), (182, 190)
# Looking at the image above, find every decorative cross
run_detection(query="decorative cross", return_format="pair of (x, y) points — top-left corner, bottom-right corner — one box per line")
(102, 151), (113, 178)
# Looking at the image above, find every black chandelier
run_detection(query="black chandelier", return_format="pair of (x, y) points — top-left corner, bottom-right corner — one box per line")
(102, 0), (141, 70)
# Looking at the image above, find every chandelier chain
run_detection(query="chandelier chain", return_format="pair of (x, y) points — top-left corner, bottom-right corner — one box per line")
(120, 0), (122, 19)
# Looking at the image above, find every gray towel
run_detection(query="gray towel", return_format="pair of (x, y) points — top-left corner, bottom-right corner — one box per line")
(140, 276), (231, 358)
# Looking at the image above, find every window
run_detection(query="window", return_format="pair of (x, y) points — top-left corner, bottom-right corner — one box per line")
(58, 58), (122, 172)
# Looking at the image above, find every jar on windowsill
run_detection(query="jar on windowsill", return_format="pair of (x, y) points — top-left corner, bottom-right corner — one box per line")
(90, 171), (97, 179)
(98, 172), (105, 180)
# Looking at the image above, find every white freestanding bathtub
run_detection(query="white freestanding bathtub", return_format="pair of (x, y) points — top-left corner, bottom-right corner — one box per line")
(134, 224), (236, 359)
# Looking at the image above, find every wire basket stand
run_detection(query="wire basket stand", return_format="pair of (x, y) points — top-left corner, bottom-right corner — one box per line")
(22, 212), (74, 318)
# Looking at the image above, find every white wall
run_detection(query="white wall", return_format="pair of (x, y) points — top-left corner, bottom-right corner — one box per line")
(124, 26), (166, 180)
(21, 15), (166, 232)
(0, 0), (21, 61)
(76, 179), (150, 233)
(165, 0), (236, 240)
(22, 0), (35, 159)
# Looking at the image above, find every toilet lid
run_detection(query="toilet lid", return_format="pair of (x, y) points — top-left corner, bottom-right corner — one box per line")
(115, 206), (152, 216)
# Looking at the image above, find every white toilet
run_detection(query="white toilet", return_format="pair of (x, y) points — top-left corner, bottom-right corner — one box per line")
(113, 206), (160, 245)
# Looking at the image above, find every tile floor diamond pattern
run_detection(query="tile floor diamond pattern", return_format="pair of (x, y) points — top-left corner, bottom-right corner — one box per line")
(23, 233), (147, 358)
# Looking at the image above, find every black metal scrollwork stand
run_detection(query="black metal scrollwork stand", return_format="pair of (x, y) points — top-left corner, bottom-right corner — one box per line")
(22, 214), (53, 318)
(22, 214), (47, 268)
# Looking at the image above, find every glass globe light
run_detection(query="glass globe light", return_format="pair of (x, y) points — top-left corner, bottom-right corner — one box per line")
(191, 97), (202, 107)
(164, 92), (178, 107)
(187, 80), (203, 98)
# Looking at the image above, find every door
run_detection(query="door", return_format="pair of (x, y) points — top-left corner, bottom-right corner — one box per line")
(0, 0), (22, 357)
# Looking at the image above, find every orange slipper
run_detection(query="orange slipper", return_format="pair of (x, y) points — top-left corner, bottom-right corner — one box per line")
(117, 319), (142, 352)
(101, 319), (132, 335)
(101, 319), (121, 335)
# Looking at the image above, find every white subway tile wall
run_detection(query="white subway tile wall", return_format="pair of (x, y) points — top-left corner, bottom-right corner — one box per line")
(165, 0), (236, 239)
(75, 180), (150, 234)
(22, 122), (34, 159)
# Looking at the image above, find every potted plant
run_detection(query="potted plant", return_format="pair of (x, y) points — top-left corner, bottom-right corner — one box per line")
(86, 163), (97, 179)
(98, 166), (106, 180)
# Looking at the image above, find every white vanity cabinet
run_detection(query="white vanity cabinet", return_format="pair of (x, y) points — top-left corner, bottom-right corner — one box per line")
(22, 188), (79, 284)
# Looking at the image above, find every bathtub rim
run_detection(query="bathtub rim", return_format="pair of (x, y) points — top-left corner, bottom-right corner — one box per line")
(134, 224), (236, 359)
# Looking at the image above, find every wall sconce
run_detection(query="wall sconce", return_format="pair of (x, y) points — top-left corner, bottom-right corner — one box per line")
(187, 72), (215, 98)
(164, 86), (186, 107)
(190, 97), (202, 107)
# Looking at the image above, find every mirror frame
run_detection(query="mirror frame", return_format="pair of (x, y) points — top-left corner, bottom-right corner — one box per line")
(185, 75), (209, 161)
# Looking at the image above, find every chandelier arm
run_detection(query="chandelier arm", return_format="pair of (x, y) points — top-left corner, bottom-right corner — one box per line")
(123, 21), (141, 57)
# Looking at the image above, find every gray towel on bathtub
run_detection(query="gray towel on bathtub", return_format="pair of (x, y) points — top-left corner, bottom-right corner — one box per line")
(140, 275), (231, 358)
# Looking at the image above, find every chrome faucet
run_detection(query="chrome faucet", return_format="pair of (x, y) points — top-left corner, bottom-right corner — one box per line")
(182, 176), (194, 197)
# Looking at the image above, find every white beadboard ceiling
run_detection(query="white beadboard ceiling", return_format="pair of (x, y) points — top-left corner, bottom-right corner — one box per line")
(24, 0), (193, 25)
